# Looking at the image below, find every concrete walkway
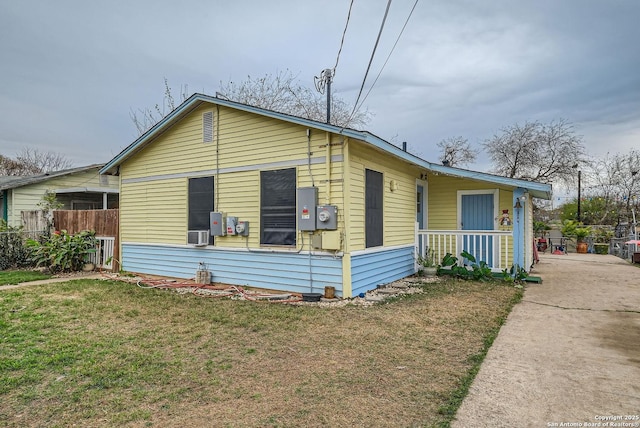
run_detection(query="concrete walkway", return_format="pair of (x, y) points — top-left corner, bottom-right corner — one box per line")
(0, 273), (104, 290)
(453, 253), (640, 428)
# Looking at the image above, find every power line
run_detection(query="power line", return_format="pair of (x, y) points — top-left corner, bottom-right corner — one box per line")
(347, 0), (393, 127)
(356, 0), (419, 112)
(333, 0), (355, 74)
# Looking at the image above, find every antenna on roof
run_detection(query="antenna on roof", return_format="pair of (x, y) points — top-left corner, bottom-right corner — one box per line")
(314, 68), (333, 124)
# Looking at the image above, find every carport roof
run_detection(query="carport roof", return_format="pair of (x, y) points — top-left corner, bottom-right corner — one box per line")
(0, 164), (106, 191)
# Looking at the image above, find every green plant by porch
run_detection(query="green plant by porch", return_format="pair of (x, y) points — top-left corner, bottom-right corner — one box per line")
(27, 230), (97, 273)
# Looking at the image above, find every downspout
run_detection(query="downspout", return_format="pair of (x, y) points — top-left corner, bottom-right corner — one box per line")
(215, 105), (220, 210)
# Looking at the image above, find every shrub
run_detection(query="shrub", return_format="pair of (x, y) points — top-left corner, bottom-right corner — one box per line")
(0, 221), (35, 271)
(27, 230), (97, 273)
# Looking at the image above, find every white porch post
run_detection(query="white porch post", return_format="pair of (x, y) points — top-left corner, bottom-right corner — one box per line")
(102, 192), (108, 210)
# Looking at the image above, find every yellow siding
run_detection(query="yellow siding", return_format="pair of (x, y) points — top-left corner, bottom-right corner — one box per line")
(347, 141), (420, 251)
(427, 174), (515, 230)
(121, 105), (322, 179)
(120, 104), (346, 250)
(7, 169), (118, 227)
(120, 179), (186, 244)
(426, 174), (515, 267)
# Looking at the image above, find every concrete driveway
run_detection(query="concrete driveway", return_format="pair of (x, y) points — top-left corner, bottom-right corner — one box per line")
(452, 253), (640, 428)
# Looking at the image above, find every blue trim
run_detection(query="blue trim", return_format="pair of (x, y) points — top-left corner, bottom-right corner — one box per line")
(351, 246), (415, 296)
(513, 188), (526, 270)
(1, 190), (7, 222)
(100, 94), (551, 199)
(122, 244), (343, 296)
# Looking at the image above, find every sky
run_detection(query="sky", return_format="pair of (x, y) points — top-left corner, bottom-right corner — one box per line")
(1, 0), (639, 178)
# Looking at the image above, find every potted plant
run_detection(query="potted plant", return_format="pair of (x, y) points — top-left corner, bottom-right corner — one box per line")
(561, 220), (591, 254)
(418, 246), (438, 277)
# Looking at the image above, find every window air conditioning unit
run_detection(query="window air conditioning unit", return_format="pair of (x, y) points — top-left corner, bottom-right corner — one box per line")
(187, 230), (209, 247)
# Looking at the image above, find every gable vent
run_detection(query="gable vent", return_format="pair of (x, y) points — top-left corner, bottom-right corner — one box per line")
(203, 111), (214, 143)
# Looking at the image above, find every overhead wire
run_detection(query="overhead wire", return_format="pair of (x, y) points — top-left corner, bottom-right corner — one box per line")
(333, 0), (355, 75)
(346, 0), (393, 127)
(356, 0), (419, 112)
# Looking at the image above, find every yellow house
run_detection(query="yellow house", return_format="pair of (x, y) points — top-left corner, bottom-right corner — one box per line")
(101, 94), (551, 298)
(1, 164), (119, 228)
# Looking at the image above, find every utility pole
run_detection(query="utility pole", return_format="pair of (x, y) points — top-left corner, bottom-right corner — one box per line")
(314, 68), (333, 124)
(577, 169), (581, 223)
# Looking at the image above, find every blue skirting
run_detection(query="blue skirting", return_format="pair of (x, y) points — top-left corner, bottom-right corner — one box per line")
(351, 245), (415, 296)
(122, 244), (343, 296)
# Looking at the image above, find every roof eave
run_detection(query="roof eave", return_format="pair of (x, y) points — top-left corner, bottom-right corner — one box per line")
(100, 94), (552, 199)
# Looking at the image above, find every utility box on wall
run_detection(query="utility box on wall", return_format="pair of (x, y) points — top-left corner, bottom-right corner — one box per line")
(210, 212), (226, 236)
(321, 231), (341, 250)
(297, 187), (318, 231)
(311, 231), (341, 251)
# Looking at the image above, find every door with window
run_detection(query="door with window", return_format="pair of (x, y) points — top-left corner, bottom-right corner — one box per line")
(461, 193), (494, 265)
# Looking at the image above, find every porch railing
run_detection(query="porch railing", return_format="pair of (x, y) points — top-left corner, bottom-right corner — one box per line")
(416, 227), (513, 272)
(88, 236), (115, 270)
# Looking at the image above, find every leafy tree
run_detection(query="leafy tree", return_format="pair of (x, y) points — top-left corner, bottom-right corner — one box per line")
(436, 136), (478, 167)
(483, 119), (586, 186)
(560, 196), (618, 225)
(0, 148), (72, 176)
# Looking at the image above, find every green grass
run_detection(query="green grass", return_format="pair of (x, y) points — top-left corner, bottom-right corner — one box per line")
(0, 270), (51, 286)
(0, 277), (522, 427)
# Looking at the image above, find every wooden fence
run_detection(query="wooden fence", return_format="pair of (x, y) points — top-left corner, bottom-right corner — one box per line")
(53, 209), (120, 271)
(21, 210), (49, 233)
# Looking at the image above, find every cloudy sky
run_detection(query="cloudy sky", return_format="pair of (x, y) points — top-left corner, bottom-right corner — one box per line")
(1, 0), (639, 173)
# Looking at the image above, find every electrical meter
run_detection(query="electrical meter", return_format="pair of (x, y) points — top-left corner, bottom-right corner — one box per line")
(316, 205), (338, 230)
(226, 216), (238, 235)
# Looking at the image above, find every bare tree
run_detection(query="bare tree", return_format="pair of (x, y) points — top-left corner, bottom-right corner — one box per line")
(130, 78), (190, 135)
(589, 149), (640, 223)
(436, 136), (478, 167)
(16, 148), (73, 173)
(483, 119), (587, 186)
(217, 70), (371, 129)
(0, 149), (73, 176)
(131, 72), (371, 136)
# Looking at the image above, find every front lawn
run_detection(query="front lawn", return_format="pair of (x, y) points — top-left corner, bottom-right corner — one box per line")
(0, 278), (521, 427)
(0, 270), (51, 286)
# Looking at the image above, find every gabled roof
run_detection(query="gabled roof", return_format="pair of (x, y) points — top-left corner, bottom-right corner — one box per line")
(100, 94), (552, 199)
(0, 164), (105, 191)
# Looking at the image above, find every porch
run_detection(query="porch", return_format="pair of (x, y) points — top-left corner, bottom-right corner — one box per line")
(416, 228), (513, 272)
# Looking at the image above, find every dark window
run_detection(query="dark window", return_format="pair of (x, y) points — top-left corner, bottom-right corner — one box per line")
(260, 168), (296, 246)
(365, 169), (383, 248)
(189, 176), (214, 244)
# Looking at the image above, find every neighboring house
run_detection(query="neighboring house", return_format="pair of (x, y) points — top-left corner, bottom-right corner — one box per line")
(100, 94), (551, 298)
(0, 164), (120, 228)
